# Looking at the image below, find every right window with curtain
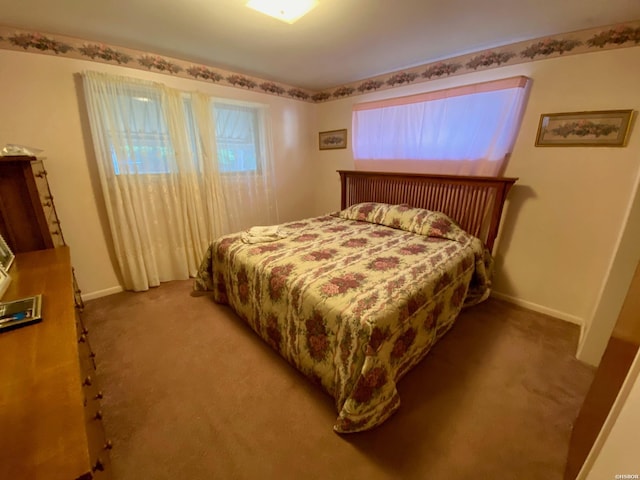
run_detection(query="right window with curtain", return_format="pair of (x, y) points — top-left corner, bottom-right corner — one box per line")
(352, 76), (531, 176)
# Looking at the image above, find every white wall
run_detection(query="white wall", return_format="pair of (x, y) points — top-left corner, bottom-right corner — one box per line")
(0, 49), (317, 298)
(581, 350), (640, 479)
(313, 47), (640, 365)
(579, 174), (640, 364)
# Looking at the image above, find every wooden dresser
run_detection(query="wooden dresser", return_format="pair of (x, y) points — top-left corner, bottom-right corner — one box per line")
(0, 154), (84, 309)
(0, 155), (65, 253)
(0, 247), (111, 479)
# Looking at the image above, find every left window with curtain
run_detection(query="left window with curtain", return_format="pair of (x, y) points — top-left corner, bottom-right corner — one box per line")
(106, 92), (265, 176)
(82, 71), (219, 291)
(82, 71), (277, 292)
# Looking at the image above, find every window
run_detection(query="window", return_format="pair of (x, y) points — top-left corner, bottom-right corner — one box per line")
(214, 103), (261, 174)
(352, 76), (531, 176)
(82, 71), (278, 291)
(108, 93), (176, 175)
(107, 94), (263, 175)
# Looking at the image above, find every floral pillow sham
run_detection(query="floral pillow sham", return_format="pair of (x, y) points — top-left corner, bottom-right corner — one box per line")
(334, 202), (388, 223)
(335, 202), (469, 242)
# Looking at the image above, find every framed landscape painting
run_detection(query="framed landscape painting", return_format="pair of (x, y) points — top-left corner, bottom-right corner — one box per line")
(319, 129), (347, 150)
(535, 110), (633, 147)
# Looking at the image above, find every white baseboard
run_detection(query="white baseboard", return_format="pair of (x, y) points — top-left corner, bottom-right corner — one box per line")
(81, 286), (124, 301)
(490, 290), (585, 343)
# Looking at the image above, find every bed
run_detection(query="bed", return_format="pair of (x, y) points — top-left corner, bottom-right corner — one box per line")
(194, 170), (517, 433)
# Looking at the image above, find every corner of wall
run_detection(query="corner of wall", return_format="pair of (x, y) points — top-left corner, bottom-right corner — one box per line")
(491, 290), (585, 327)
(577, 168), (640, 367)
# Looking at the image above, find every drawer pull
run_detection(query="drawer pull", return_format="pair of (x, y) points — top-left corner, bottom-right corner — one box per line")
(95, 391), (104, 400)
(82, 376), (92, 386)
(104, 440), (113, 450)
(92, 458), (105, 472)
(78, 333), (87, 343)
(94, 410), (103, 420)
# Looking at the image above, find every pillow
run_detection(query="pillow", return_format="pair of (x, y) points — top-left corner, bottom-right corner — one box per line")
(334, 202), (388, 223)
(377, 203), (421, 232)
(336, 202), (469, 242)
(409, 209), (469, 242)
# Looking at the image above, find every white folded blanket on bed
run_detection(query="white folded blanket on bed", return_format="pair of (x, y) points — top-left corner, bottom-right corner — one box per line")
(241, 225), (288, 244)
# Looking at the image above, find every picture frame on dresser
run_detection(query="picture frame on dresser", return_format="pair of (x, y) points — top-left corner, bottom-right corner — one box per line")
(0, 267), (10, 300)
(0, 294), (42, 333)
(0, 235), (14, 271)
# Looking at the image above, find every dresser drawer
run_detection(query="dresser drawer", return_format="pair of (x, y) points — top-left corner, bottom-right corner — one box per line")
(31, 159), (67, 247)
(84, 393), (112, 478)
(76, 309), (112, 478)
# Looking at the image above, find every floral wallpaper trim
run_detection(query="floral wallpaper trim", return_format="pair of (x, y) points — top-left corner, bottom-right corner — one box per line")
(0, 26), (314, 102)
(0, 21), (639, 103)
(316, 21), (640, 102)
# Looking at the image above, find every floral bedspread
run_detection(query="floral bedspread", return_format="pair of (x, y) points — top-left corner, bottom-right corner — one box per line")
(194, 203), (493, 433)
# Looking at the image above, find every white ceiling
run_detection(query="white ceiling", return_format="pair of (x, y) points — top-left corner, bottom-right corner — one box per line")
(1, 0), (640, 91)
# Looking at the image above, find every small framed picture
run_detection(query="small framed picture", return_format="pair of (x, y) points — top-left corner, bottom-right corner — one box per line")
(319, 129), (347, 150)
(0, 235), (14, 271)
(0, 294), (43, 332)
(535, 110), (634, 147)
(0, 267), (11, 300)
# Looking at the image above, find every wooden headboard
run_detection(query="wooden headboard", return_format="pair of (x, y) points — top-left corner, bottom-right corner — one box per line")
(338, 170), (517, 253)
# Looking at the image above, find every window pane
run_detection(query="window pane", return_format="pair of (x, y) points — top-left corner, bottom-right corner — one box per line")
(110, 133), (172, 174)
(214, 104), (260, 173)
(109, 92), (175, 174)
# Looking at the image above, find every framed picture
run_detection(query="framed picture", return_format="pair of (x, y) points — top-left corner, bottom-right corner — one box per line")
(0, 267), (10, 300)
(0, 294), (43, 332)
(319, 129), (347, 150)
(535, 109), (634, 147)
(0, 235), (14, 271)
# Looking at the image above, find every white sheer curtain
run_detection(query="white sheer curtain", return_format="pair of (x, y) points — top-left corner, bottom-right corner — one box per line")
(352, 76), (531, 176)
(82, 71), (277, 291)
(212, 99), (279, 231)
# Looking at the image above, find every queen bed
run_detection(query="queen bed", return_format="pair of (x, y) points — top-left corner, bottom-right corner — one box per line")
(194, 170), (517, 433)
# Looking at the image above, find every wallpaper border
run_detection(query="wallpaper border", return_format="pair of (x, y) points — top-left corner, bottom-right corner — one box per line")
(1, 20), (639, 103)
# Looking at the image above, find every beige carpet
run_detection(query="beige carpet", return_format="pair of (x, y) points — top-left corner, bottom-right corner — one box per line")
(83, 280), (594, 480)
